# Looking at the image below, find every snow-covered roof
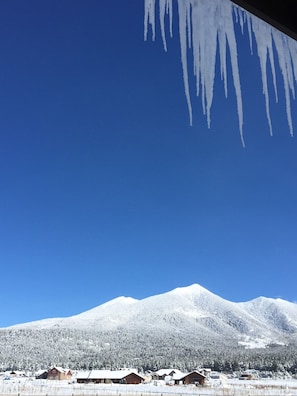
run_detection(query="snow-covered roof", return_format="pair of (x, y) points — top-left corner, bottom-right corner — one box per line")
(172, 372), (187, 380)
(35, 369), (48, 375)
(154, 369), (183, 376)
(184, 370), (207, 378)
(76, 370), (144, 380)
(75, 371), (90, 379)
(50, 367), (71, 374)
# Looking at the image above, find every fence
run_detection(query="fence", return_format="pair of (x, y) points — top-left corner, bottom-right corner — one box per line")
(0, 380), (297, 396)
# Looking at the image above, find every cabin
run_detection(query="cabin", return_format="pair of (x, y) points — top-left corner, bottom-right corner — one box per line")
(76, 369), (144, 384)
(35, 370), (48, 379)
(152, 369), (184, 381)
(47, 367), (72, 381)
(174, 370), (206, 386)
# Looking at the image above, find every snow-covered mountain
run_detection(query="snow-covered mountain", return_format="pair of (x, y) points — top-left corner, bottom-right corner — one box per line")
(8, 284), (297, 343)
(1, 284), (297, 371)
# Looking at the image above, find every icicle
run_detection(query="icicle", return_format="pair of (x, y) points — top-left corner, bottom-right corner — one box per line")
(177, 0), (193, 125)
(144, 0), (156, 41)
(272, 30), (294, 136)
(144, 0), (297, 143)
(237, 7), (245, 35)
(267, 37), (278, 103)
(246, 15), (253, 55)
(159, 0), (173, 51)
(159, 0), (168, 50)
(186, 1), (192, 49)
(223, 3), (244, 146)
(288, 37), (297, 87)
(176, 0), (244, 141)
(251, 17), (274, 135)
(167, 0), (173, 38)
(218, 28), (228, 98)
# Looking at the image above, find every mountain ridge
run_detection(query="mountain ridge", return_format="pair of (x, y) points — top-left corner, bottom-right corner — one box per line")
(6, 284), (297, 342)
(1, 284), (297, 371)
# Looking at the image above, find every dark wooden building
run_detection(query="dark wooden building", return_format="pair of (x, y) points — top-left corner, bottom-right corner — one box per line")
(47, 367), (72, 381)
(76, 370), (144, 385)
(35, 370), (48, 379)
(175, 371), (206, 386)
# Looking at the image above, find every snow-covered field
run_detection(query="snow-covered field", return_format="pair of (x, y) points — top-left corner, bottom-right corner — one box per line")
(1, 378), (297, 396)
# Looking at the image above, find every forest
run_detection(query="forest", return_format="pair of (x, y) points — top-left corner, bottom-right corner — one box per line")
(1, 327), (297, 376)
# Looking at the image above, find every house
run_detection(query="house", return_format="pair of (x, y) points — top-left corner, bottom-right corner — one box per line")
(174, 370), (206, 386)
(35, 369), (48, 379)
(47, 367), (72, 381)
(199, 368), (211, 377)
(209, 371), (222, 380)
(152, 369), (184, 381)
(76, 369), (144, 384)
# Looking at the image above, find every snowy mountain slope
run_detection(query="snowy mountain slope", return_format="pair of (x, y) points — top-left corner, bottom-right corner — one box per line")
(9, 296), (139, 330)
(1, 284), (297, 370)
(239, 296), (297, 334)
(6, 284), (297, 344)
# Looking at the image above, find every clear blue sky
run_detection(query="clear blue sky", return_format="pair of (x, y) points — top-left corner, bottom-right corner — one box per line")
(1, 1), (297, 327)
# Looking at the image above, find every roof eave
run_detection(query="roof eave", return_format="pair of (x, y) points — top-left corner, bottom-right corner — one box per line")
(230, 0), (297, 41)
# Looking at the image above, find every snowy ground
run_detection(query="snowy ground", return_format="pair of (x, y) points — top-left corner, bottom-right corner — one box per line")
(1, 378), (297, 396)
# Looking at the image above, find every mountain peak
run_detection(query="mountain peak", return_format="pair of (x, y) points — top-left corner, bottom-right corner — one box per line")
(169, 283), (211, 297)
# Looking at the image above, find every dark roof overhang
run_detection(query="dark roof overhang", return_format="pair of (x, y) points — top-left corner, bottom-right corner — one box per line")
(230, 0), (297, 41)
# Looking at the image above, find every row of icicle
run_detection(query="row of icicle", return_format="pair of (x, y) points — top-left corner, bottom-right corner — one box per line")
(144, 0), (297, 146)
